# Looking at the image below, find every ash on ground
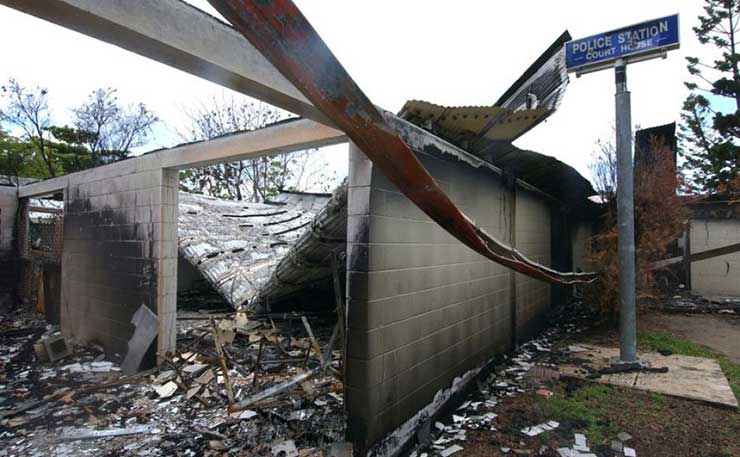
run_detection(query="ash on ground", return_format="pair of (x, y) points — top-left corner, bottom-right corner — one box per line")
(0, 308), (345, 456)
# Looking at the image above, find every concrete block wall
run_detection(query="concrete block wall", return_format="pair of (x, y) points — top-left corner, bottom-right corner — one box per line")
(60, 156), (178, 360)
(345, 144), (553, 452)
(690, 218), (740, 297)
(514, 189), (552, 340)
(0, 186), (19, 307)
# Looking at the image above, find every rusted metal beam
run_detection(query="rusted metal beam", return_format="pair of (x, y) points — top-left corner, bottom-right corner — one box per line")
(207, 0), (596, 285)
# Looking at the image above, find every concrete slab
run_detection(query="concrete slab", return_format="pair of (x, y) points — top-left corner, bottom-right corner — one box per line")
(560, 345), (738, 409)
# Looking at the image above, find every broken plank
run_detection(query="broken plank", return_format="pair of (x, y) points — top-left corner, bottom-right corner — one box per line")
(228, 368), (320, 413)
(651, 241), (740, 269)
(301, 316), (324, 364)
(211, 317), (234, 405)
(61, 424), (160, 441)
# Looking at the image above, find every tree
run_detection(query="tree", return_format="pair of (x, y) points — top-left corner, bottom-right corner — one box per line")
(681, 0), (740, 192)
(47, 126), (95, 173)
(180, 96), (332, 201)
(0, 81), (159, 178)
(72, 88), (158, 165)
(0, 130), (32, 186)
(0, 79), (58, 177)
(587, 135), (687, 319)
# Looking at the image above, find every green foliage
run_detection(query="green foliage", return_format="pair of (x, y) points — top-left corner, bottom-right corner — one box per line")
(681, 0), (740, 192)
(47, 126), (95, 173)
(539, 384), (619, 444)
(638, 331), (740, 400)
(0, 129), (31, 184)
(0, 80), (157, 179)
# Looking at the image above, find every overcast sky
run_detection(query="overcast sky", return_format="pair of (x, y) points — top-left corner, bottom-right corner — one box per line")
(0, 1), (712, 186)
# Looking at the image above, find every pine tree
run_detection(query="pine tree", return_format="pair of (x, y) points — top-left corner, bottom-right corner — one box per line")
(681, 0), (740, 192)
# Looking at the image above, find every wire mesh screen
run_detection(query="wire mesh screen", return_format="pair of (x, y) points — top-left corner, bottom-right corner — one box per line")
(26, 207), (64, 261)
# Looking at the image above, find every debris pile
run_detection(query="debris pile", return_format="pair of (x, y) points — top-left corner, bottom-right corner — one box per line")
(407, 303), (611, 457)
(662, 292), (740, 315)
(0, 308), (347, 456)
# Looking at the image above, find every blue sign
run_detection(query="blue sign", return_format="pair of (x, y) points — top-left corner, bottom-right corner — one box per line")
(565, 15), (680, 73)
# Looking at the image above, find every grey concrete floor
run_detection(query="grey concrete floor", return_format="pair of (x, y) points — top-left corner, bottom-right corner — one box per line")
(641, 313), (740, 364)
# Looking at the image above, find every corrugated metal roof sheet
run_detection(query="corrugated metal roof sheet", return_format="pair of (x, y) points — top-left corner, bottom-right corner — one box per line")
(178, 183), (346, 309)
(399, 31), (571, 152)
(398, 31), (595, 208)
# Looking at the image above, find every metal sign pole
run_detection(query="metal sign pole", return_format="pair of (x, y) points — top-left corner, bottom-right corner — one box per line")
(566, 14), (679, 367)
(614, 59), (637, 363)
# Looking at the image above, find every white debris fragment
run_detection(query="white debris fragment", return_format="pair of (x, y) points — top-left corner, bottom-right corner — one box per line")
(229, 410), (257, 420)
(440, 444), (464, 457)
(154, 381), (178, 398)
(183, 363), (207, 374)
(270, 439), (298, 457)
(522, 420), (559, 436)
(435, 421), (445, 431)
(521, 425), (543, 436)
(624, 447), (636, 457)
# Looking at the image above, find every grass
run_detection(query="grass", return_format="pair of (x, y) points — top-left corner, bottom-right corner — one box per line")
(538, 331), (740, 446)
(539, 384), (620, 444)
(637, 331), (740, 400)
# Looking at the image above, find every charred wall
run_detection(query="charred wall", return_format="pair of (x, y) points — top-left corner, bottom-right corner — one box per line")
(59, 157), (178, 361)
(344, 142), (557, 453)
(0, 186), (19, 308)
(514, 189), (552, 340)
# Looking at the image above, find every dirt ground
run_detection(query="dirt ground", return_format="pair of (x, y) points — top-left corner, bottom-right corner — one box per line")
(424, 306), (740, 457)
(640, 313), (740, 363)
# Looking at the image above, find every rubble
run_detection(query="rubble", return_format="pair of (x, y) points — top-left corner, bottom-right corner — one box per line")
(396, 302), (633, 457)
(0, 308), (346, 456)
(661, 292), (740, 315)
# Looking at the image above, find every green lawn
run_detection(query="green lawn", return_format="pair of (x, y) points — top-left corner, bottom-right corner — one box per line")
(536, 331), (740, 446)
(539, 384), (618, 443)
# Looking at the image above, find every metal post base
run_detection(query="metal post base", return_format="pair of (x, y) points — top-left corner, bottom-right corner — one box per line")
(608, 355), (648, 371)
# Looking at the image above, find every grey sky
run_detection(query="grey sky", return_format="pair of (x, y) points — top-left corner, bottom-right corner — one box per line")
(0, 1), (708, 185)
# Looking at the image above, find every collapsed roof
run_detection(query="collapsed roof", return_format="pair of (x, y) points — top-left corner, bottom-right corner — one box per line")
(177, 33), (598, 308)
(178, 183), (347, 310)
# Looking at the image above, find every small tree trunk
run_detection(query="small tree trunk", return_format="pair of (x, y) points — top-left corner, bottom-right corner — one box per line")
(729, 5), (740, 111)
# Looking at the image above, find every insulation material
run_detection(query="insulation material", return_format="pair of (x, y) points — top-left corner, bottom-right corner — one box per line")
(398, 101), (550, 146)
(399, 31), (572, 153)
